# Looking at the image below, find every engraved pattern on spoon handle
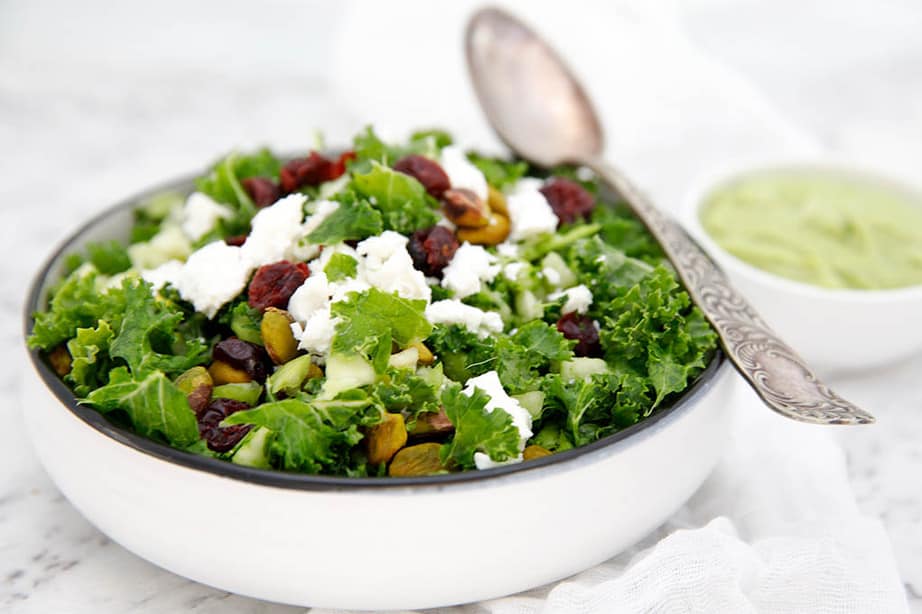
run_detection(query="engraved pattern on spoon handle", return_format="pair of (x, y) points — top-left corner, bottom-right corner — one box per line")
(590, 161), (874, 425)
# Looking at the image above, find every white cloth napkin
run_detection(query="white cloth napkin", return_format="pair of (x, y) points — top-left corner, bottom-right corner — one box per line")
(328, 2), (909, 612)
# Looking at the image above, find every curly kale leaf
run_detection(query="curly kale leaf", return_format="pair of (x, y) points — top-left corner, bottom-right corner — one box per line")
(439, 382), (521, 470)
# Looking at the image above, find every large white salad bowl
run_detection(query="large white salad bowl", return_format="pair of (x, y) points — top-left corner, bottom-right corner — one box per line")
(24, 177), (736, 610)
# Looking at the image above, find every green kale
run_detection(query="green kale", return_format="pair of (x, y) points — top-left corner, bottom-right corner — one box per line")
(351, 162), (439, 235)
(29, 267), (124, 350)
(307, 196), (383, 245)
(222, 395), (382, 474)
(600, 266), (716, 407)
(324, 253), (359, 282)
(83, 366), (200, 446)
(331, 288), (432, 373)
(195, 149), (281, 233)
(425, 325), (497, 383)
(495, 321), (574, 394)
(367, 368), (440, 419)
(591, 206), (663, 263)
(86, 241), (132, 275)
(109, 279), (209, 378)
(439, 382), (521, 470)
(566, 235), (654, 306)
(66, 320), (115, 397)
(466, 152), (528, 189)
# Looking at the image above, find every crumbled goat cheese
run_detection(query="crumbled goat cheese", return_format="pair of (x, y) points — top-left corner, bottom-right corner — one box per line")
(425, 300), (503, 337)
(173, 241), (250, 318)
(440, 145), (488, 202)
(241, 194), (307, 268)
(140, 260), (184, 291)
(441, 242), (500, 299)
(356, 231), (430, 301)
(506, 178), (558, 241)
(549, 284), (593, 314)
(181, 192), (234, 241)
(462, 371), (532, 470)
(496, 241), (520, 258)
(287, 272), (332, 323)
(297, 309), (339, 355)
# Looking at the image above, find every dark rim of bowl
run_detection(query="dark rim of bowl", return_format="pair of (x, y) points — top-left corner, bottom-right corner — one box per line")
(24, 172), (726, 492)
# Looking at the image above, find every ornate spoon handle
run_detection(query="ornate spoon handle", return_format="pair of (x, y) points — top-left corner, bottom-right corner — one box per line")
(589, 160), (874, 425)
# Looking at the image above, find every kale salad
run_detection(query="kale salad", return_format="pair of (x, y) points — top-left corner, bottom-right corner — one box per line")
(29, 127), (717, 477)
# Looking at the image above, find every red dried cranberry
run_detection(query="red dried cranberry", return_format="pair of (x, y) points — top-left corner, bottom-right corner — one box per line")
(393, 155), (451, 198)
(247, 260), (310, 311)
(198, 398), (252, 452)
(213, 338), (270, 382)
(407, 226), (459, 277)
(224, 234), (247, 247)
(540, 178), (596, 225)
(279, 151), (341, 193)
(556, 312), (601, 357)
(241, 177), (281, 208)
(329, 151), (356, 179)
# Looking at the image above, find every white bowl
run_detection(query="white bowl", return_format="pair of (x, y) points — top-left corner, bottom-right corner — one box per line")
(23, 178), (736, 610)
(682, 160), (922, 374)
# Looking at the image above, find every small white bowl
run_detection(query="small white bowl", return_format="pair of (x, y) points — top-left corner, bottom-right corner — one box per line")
(682, 160), (922, 374)
(23, 176), (737, 610)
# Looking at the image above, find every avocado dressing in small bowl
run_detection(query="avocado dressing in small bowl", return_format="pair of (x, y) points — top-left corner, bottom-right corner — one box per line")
(684, 161), (922, 372)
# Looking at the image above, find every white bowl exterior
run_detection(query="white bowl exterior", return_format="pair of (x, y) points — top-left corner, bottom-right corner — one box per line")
(681, 160), (922, 373)
(24, 356), (735, 610)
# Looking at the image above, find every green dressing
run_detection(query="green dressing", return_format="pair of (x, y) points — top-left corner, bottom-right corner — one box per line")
(700, 170), (922, 289)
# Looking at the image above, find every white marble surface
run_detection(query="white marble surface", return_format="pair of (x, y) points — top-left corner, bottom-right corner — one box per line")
(1, 0), (920, 611)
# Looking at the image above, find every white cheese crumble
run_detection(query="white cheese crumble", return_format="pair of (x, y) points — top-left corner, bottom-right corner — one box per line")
(356, 231), (431, 301)
(441, 242), (500, 299)
(181, 192), (234, 241)
(506, 177), (558, 242)
(297, 309), (339, 355)
(549, 284), (593, 314)
(241, 194), (308, 268)
(173, 241), (250, 318)
(503, 261), (527, 281)
(440, 145), (488, 202)
(140, 259), (184, 291)
(496, 241), (520, 258)
(462, 371), (533, 470)
(425, 300), (503, 337)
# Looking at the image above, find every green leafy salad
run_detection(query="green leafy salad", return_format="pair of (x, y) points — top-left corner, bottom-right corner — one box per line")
(29, 127), (717, 477)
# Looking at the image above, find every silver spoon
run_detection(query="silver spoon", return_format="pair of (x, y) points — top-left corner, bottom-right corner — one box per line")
(465, 7), (874, 425)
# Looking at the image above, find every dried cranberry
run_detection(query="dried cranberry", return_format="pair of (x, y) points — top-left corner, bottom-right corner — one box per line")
(213, 338), (270, 382)
(556, 313), (601, 357)
(224, 234), (247, 247)
(241, 177), (281, 208)
(540, 178), (596, 225)
(279, 151), (342, 193)
(393, 155), (451, 198)
(198, 398), (252, 452)
(407, 226), (459, 277)
(329, 151), (356, 179)
(247, 260), (310, 311)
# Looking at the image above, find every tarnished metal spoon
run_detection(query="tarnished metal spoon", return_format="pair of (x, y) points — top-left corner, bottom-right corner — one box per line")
(465, 7), (874, 425)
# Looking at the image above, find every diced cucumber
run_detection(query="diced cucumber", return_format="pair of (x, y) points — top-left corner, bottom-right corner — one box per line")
(560, 357), (609, 381)
(231, 427), (272, 469)
(212, 382), (263, 405)
(540, 252), (577, 288)
(320, 354), (376, 399)
(416, 363), (445, 389)
(514, 289), (544, 321)
(267, 354), (315, 397)
(513, 390), (545, 419)
(388, 347), (419, 370)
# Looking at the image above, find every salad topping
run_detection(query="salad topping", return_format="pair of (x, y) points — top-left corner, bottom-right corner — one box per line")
(29, 127), (717, 477)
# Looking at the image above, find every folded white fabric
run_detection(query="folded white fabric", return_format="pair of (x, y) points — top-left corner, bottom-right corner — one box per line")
(331, 1), (909, 612)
